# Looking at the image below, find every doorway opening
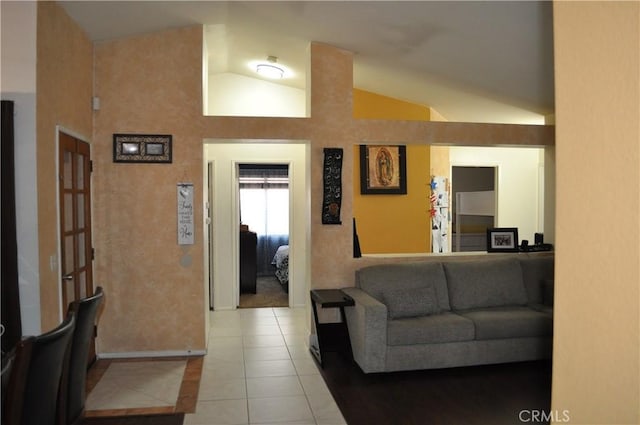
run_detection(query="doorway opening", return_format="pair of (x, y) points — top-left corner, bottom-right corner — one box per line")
(238, 164), (289, 308)
(204, 141), (308, 312)
(451, 166), (497, 252)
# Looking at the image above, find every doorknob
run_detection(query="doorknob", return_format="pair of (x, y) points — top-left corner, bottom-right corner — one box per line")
(62, 274), (73, 281)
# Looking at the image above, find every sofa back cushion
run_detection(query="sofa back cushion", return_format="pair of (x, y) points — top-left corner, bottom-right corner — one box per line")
(519, 256), (554, 305)
(383, 285), (441, 319)
(443, 257), (528, 310)
(356, 262), (451, 311)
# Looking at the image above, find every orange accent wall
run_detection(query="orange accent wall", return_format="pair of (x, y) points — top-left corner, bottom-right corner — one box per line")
(353, 89), (432, 253)
(353, 144), (431, 254)
(353, 89), (430, 121)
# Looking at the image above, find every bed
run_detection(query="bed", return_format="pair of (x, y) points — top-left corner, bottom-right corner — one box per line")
(271, 245), (289, 291)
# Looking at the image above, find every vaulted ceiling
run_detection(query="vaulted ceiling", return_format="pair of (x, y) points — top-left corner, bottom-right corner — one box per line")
(60, 1), (555, 124)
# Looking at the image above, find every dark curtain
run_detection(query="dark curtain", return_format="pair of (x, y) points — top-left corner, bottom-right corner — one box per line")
(1, 100), (22, 353)
(239, 164), (289, 276)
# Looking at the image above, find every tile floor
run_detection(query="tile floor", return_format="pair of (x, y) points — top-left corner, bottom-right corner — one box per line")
(185, 307), (346, 425)
(85, 356), (202, 417)
(85, 307), (346, 424)
(86, 360), (186, 412)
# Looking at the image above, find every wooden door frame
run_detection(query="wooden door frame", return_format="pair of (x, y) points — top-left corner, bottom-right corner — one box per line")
(57, 127), (99, 364)
(55, 126), (93, 319)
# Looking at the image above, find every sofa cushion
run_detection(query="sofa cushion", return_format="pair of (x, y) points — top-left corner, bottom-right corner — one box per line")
(383, 285), (441, 319)
(519, 256), (554, 304)
(356, 262), (451, 311)
(387, 312), (475, 346)
(531, 304), (553, 317)
(542, 279), (554, 306)
(443, 258), (528, 310)
(458, 307), (553, 340)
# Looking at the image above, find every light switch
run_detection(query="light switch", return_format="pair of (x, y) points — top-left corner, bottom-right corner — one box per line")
(49, 254), (57, 271)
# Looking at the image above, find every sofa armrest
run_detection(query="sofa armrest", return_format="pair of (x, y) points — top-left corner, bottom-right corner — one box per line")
(342, 287), (388, 373)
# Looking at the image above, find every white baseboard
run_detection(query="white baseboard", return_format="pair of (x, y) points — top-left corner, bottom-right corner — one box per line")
(98, 349), (206, 359)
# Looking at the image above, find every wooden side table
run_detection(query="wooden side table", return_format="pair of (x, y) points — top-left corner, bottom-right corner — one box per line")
(310, 289), (355, 367)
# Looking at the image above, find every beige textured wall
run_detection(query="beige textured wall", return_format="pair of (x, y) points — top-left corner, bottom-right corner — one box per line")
(93, 27), (206, 353)
(36, 1), (93, 331)
(552, 2), (639, 423)
(93, 31), (553, 353)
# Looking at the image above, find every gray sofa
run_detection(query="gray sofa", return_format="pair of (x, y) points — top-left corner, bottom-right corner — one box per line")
(342, 255), (554, 373)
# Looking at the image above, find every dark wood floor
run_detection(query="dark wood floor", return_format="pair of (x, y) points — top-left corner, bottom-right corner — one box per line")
(319, 353), (552, 425)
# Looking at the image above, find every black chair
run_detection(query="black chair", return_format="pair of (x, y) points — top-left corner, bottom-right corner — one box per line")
(1, 350), (15, 417)
(2, 312), (76, 425)
(64, 286), (104, 425)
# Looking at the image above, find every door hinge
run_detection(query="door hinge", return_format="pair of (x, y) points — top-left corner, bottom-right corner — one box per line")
(94, 325), (98, 338)
(91, 247), (95, 261)
(90, 160), (94, 173)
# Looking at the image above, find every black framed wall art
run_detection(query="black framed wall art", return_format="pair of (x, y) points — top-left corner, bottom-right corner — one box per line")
(359, 144), (407, 194)
(113, 134), (172, 163)
(322, 148), (343, 225)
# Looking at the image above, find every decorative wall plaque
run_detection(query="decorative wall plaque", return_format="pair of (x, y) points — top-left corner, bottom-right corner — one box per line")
(322, 148), (343, 225)
(113, 134), (172, 163)
(177, 183), (194, 245)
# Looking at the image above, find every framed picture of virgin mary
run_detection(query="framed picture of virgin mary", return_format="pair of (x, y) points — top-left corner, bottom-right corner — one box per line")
(359, 144), (407, 194)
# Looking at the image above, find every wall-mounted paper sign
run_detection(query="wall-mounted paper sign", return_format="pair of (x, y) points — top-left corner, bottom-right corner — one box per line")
(177, 183), (194, 245)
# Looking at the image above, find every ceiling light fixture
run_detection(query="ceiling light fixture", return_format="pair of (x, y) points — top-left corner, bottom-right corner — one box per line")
(256, 56), (284, 79)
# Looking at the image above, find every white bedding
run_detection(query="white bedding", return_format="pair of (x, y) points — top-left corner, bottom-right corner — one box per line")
(272, 245), (289, 268)
(271, 245), (289, 287)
